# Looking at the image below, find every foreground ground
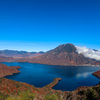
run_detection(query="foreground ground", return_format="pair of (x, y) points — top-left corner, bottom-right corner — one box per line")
(0, 77), (100, 100)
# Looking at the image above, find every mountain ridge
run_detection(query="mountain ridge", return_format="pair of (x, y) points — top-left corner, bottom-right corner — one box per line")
(0, 50), (45, 58)
(0, 43), (100, 66)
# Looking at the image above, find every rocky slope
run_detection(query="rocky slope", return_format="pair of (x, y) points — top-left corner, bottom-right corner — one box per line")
(28, 43), (99, 66)
(0, 63), (20, 77)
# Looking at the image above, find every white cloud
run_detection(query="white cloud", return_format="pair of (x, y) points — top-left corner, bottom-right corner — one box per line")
(76, 46), (100, 61)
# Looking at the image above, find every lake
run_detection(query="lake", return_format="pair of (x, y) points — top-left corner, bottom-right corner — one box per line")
(2, 62), (100, 91)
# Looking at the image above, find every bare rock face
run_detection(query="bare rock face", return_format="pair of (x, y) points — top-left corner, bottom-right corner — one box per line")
(29, 43), (97, 66)
(0, 64), (21, 77)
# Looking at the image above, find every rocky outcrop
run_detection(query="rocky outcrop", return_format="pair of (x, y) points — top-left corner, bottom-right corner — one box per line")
(0, 63), (21, 77)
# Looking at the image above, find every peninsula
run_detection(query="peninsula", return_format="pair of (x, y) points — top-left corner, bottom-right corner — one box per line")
(0, 63), (21, 78)
(92, 70), (100, 79)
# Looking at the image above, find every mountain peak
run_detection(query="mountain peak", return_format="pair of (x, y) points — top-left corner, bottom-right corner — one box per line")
(29, 43), (97, 66)
(54, 43), (76, 53)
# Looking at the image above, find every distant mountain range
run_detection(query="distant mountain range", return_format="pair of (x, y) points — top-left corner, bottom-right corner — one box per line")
(0, 50), (45, 58)
(0, 43), (100, 66)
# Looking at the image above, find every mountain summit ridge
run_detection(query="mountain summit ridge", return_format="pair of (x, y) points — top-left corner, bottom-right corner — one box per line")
(53, 43), (77, 53)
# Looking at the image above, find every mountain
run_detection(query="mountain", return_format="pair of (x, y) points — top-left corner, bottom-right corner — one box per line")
(0, 43), (100, 66)
(0, 50), (45, 58)
(28, 43), (99, 66)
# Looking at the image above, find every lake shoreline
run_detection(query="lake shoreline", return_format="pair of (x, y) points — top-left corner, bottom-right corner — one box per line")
(1, 61), (100, 67)
(2, 62), (100, 91)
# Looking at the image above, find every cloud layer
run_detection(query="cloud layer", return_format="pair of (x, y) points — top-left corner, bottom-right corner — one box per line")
(76, 46), (100, 61)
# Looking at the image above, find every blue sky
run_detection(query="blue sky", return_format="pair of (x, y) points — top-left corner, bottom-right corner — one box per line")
(0, 0), (100, 52)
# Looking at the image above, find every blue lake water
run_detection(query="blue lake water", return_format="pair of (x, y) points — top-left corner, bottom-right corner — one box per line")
(2, 62), (100, 91)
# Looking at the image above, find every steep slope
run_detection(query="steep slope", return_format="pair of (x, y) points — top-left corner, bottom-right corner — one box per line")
(29, 43), (98, 66)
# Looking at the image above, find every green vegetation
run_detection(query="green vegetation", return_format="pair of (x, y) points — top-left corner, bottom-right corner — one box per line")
(15, 83), (20, 88)
(93, 86), (100, 95)
(85, 88), (98, 100)
(0, 78), (3, 84)
(44, 94), (62, 100)
(0, 92), (8, 100)
(6, 96), (19, 100)
(66, 92), (73, 100)
(5, 90), (35, 100)
(1, 78), (100, 100)
(19, 90), (35, 100)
